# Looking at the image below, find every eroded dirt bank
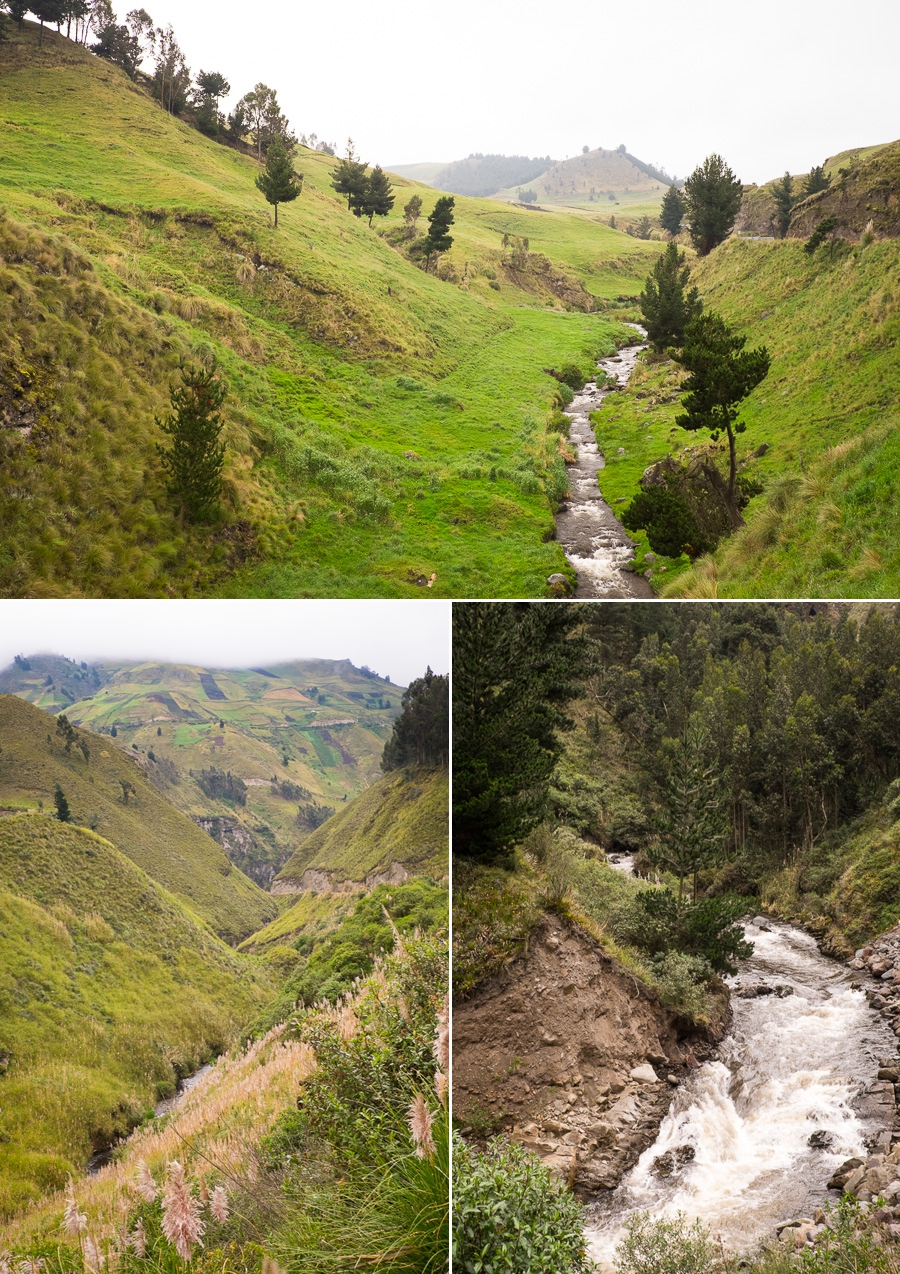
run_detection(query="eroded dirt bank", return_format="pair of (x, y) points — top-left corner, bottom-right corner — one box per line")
(453, 914), (727, 1195)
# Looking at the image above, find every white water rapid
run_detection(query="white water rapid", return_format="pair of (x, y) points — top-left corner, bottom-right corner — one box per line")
(586, 921), (898, 1268)
(554, 325), (654, 599)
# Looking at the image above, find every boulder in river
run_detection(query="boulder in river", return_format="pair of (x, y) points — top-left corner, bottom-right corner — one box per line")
(808, 1130), (835, 1149)
(651, 1144), (695, 1178)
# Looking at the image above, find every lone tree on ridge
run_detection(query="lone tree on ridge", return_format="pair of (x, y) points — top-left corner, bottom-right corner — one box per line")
(423, 196), (455, 272)
(659, 184), (684, 236)
(54, 784), (71, 823)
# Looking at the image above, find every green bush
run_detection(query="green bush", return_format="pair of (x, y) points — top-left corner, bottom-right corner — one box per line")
(622, 486), (710, 560)
(453, 1136), (592, 1273)
(613, 1211), (719, 1274)
(649, 950), (711, 1020)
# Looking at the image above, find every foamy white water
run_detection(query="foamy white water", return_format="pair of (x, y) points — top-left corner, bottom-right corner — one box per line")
(586, 922), (896, 1267)
(554, 326), (654, 599)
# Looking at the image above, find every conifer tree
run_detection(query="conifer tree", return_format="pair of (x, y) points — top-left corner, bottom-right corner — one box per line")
(157, 362), (227, 524)
(255, 136), (302, 227)
(659, 184), (684, 235)
(331, 139), (369, 212)
(423, 196), (455, 271)
(640, 241), (702, 351)
(648, 721), (727, 902)
(360, 165), (395, 226)
(453, 603), (585, 861)
(54, 784), (71, 823)
(803, 164), (830, 197)
(683, 154), (743, 255)
(771, 170), (794, 238)
(673, 312), (770, 529)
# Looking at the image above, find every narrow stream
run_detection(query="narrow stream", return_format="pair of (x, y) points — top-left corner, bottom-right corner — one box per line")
(585, 921), (898, 1268)
(554, 325), (655, 599)
(86, 1063), (214, 1174)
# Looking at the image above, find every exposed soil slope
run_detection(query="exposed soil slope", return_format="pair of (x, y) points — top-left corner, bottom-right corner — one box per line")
(453, 913), (727, 1196)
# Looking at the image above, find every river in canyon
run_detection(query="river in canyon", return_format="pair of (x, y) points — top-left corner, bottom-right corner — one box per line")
(585, 920), (898, 1267)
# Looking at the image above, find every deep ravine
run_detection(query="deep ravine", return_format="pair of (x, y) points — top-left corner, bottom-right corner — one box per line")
(585, 920), (899, 1269)
(554, 326), (655, 599)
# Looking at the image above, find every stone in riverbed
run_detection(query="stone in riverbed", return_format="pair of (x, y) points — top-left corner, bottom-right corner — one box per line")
(629, 1064), (659, 1084)
(809, 1130), (835, 1149)
(651, 1144), (695, 1177)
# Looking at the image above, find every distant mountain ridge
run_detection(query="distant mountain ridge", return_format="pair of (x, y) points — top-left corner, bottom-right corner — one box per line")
(433, 153), (555, 198)
(0, 654), (404, 886)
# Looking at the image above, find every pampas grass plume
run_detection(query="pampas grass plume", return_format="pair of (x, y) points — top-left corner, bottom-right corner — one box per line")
(161, 1161), (205, 1260)
(134, 1160), (157, 1204)
(63, 1177), (87, 1237)
(126, 1220), (146, 1259)
(210, 1186), (229, 1225)
(81, 1236), (104, 1274)
(407, 1094), (435, 1159)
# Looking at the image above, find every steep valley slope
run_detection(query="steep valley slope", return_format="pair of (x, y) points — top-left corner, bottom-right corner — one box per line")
(0, 810), (274, 1217)
(0, 653), (402, 884)
(0, 693), (276, 939)
(0, 22), (661, 600)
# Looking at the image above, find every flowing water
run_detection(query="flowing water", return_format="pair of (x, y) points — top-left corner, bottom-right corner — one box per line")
(86, 1063), (215, 1174)
(554, 326), (655, 599)
(586, 921), (898, 1267)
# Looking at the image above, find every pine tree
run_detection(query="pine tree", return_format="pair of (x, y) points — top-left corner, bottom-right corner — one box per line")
(453, 603), (586, 861)
(673, 312), (770, 529)
(423, 196), (455, 271)
(360, 165), (395, 227)
(157, 363), (227, 524)
(803, 164), (830, 198)
(331, 139), (369, 212)
(648, 721), (728, 902)
(659, 185), (684, 235)
(683, 154), (743, 256)
(382, 668), (448, 770)
(255, 136), (302, 227)
(54, 784), (71, 823)
(771, 170), (794, 238)
(640, 241), (702, 351)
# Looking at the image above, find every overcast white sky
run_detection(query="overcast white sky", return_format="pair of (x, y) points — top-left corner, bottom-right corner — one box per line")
(127, 0), (897, 185)
(0, 601), (449, 686)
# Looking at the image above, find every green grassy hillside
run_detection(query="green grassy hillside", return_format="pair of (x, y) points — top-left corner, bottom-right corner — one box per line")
(0, 813), (273, 1217)
(0, 694), (277, 939)
(0, 654), (403, 884)
(0, 23), (661, 599)
(586, 229), (900, 596)
(274, 765), (448, 891)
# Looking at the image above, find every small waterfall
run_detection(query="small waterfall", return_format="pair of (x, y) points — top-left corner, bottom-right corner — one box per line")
(586, 922), (897, 1267)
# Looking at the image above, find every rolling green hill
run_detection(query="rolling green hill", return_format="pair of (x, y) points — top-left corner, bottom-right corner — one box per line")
(0, 812), (274, 1217)
(273, 764), (448, 894)
(0, 654), (404, 884)
(0, 22), (661, 599)
(494, 147), (671, 215)
(0, 693), (277, 939)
